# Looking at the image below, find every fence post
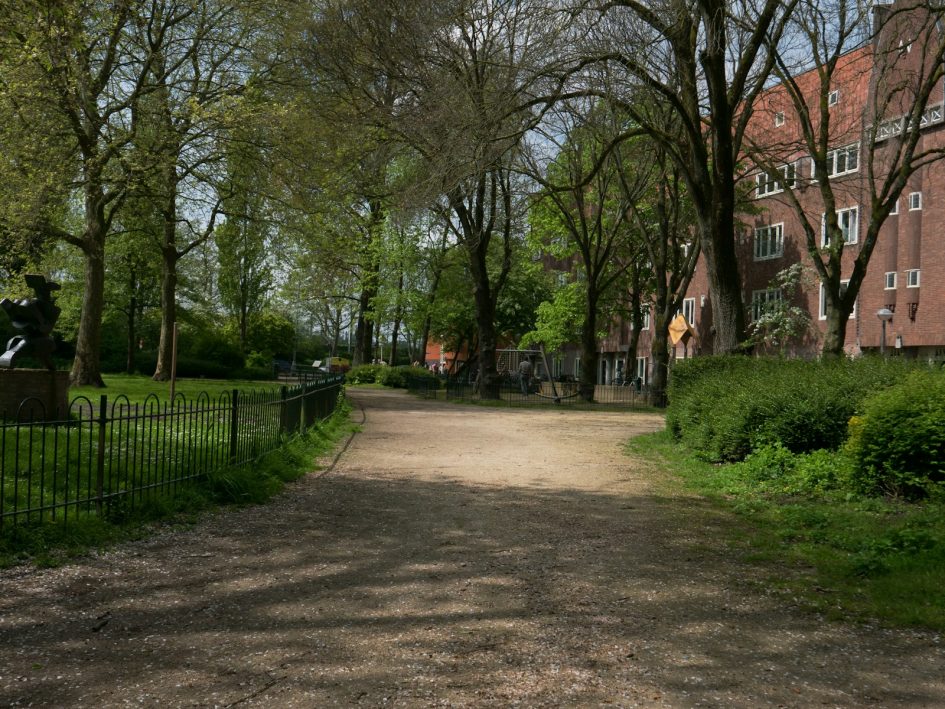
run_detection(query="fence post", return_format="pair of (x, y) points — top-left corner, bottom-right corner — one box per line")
(96, 394), (107, 515)
(280, 385), (288, 435)
(229, 389), (239, 465)
(300, 383), (308, 434)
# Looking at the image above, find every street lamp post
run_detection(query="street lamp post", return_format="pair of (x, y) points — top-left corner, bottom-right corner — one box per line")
(876, 308), (894, 356)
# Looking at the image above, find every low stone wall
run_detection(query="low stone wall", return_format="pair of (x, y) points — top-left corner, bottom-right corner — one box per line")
(0, 369), (70, 421)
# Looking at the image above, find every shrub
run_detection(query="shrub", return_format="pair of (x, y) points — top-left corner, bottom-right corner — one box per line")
(378, 365), (437, 388)
(667, 355), (916, 462)
(846, 370), (945, 500)
(230, 366), (275, 381)
(789, 448), (853, 494)
(730, 443), (797, 482)
(345, 364), (383, 384)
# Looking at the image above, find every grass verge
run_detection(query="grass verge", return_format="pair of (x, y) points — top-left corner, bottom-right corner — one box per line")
(0, 396), (355, 569)
(71, 373), (284, 404)
(628, 430), (945, 632)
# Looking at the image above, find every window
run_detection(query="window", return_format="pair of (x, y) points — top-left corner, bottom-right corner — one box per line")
(906, 269), (921, 288)
(755, 162), (796, 197)
(774, 111), (785, 127)
(822, 206), (859, 246)
(574, 356), (581, 379)
(641, 309), (650, 331)
(828, 90), (840, 106)
(636, 357), (648, 385)
(921, 104), (943, 127)
(751, 288), (782, 321)
(876, 105), (943, 143)
(824, 144), (859, 177)
(890, 199), (899, 215)
(819, 280), (856, 320)
(754, 223), (784, 260)
(682, 298), (696, 325)
(884, 272), (897, 290)
(876, 116), (904, 142)
(909, 192), (922, 210)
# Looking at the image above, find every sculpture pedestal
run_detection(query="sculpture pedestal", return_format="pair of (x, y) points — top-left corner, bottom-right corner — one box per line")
(0, 369), (70, 421)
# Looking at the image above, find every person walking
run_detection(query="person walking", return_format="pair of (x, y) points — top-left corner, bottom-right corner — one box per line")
(518, 357), (533, 396)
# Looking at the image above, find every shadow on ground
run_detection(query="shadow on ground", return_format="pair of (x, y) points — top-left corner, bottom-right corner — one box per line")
(1, 459), (942, 706)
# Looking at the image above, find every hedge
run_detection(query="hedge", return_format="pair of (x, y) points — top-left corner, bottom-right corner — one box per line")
(846, 370), (945, 500)
(666, 356), (916, 462)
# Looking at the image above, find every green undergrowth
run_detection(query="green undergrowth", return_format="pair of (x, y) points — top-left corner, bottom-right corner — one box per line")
(628, 430), (945, 632)
(0, 397), (355, 568)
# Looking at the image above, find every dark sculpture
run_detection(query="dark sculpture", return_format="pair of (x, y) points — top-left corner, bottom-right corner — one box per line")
(0, 274), (61, 371)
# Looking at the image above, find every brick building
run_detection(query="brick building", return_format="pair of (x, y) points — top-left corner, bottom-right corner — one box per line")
(607, 0), (945, 387)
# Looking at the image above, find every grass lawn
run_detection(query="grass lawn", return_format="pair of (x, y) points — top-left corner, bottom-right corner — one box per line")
(70, 373), (284, 405)
(629, 430), (945, 632)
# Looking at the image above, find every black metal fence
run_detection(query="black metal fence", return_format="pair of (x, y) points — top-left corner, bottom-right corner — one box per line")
(406, 374), (665, 408)
(0, 376), (344, 529)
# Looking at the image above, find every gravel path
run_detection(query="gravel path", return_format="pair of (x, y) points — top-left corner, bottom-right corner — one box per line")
(1, 387), (943, 707)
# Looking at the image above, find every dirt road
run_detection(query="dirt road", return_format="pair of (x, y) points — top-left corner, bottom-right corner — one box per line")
(1, 387), (943, 707)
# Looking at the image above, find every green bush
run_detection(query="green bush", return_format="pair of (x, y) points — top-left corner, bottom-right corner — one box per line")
(727, 443), (854, 496)
(667, 355), (915, 462)
(345, 364), (383, 384)
(346, 364), (437, 387)
(184, 329), (244, 371)
(231, 366), (275, 381)
(378, 365), (437, 388)
(174, 357), (231, 379)
(846, 370), (945, 500)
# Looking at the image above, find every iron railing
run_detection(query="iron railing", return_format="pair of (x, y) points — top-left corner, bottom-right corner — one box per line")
(406, 374), (665, 408)
(0, 376), (344, 529)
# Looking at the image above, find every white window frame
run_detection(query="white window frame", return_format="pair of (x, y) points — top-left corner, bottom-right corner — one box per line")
(755, 162), (797, 197)
(884, 272), (897, 290)
(909, 191), (922, 210)
(754, 223), (784, 261)
(751, 288), (783, 321)
(774, 111), (785, 127)
(890, 199), (899, 215)
(822, 206), (859, 246)
(906, 269), (921, 288)
(682, 297), (696, 325)
(636, 357), (648, 385)
(640, 309), (650, 331)
(828, 89), (840, 106)
(574, 356), (581, 379)
(819, 280), (856, 320)
(825, 143), (859, 178)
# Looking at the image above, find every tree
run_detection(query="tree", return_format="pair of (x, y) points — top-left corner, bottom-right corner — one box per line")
(526, 102), (646, 401)
(613, 119), (700, 405)
(0, 1), (199, 385)
(582, 0), (798, 354)
(305, 0), (571, 395)
(130, 0), (254, 380)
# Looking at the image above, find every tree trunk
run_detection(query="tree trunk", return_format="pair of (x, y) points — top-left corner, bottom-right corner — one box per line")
(70, 236), (107, 387)
(152, 242), (178, 381)
(352, 285), (374, 365)
(698, 202), (747, 355)
(468, 247), (499, 399)
(389, 272), (404, 365)
(821, 305), (849, 356)
(649, 311), (671, 408)
(579, 291), (599, 402)
(126, 288), (137, 375)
